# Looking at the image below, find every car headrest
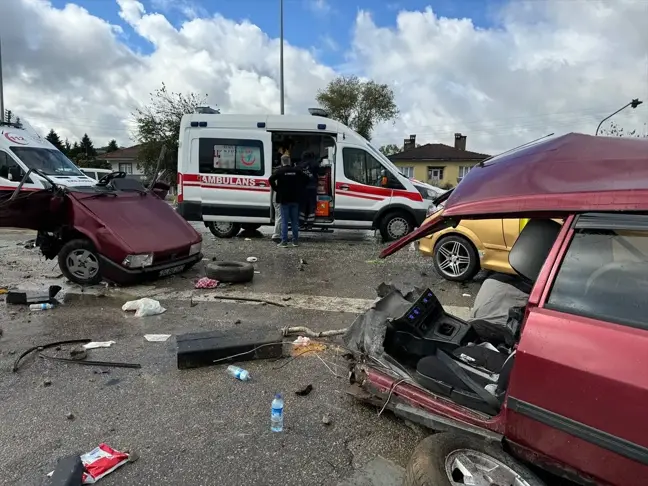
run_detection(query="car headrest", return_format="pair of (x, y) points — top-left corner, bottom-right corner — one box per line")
(509, 219), (562, 283)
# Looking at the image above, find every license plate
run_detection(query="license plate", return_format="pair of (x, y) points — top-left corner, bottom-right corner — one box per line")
(159, 265), (185, 277)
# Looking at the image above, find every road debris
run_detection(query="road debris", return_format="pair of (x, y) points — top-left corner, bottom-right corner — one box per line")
(293, 336), (311, 347)
(122, 298), (166, 317)
(6, 285), (62, 305)
(83, 341), (116, 350)
(66, 412), (75, 420)
(322, 413), (332, 425)
(246, 256), (258, 263)
(462, 293), (471, 297)
(47, 444), (131, 484)
(282, 326), (347, 338)
(144, 334), (171, 342)
(227, 365), (251, 381)
(194, 277), (219, 289)
(69, 346), (88, 361)
(43, 379), (52, 387)
(295, 384), (313, 396)
(29, 303), (55, 311)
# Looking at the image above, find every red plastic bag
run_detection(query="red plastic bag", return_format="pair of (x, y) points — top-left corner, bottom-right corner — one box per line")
(48, 443), (130, 484)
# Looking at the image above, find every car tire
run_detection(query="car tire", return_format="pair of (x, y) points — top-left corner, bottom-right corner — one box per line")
(205, 261), (255, 283)
(433, 235), (480, 282)
(207, 222), (241, 239)
(241, 224), (261, 232)
(405, 433), (545, 486)
(58, 239), (103, 286)
(379, 211), (414, 242)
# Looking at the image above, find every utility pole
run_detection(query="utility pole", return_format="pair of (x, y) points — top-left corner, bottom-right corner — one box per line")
(595, 99), (643, 135)
(0, 36), (5, 123)
(279, 0), (285, 115)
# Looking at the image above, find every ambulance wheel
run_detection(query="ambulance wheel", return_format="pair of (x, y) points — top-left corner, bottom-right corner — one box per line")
(379, 211), (413, 241)
(405, 433), (545, 486)
(207, 222), (241, 238)
(58, 239), (103, 286)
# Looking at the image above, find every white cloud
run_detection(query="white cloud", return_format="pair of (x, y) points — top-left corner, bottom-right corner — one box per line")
(307, 0), (331, 15)
(1, 0), (647, 153)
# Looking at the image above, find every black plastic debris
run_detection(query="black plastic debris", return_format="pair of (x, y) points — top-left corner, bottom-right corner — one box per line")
(6, 285), (62, 305)
(48, 455), (84, 486)
(295, 384), (313, 396)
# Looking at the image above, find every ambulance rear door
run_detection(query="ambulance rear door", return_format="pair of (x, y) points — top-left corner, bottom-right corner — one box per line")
(191, 129), (273, 223)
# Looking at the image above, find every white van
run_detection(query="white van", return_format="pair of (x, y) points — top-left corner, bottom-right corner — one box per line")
(176, 112), (437, 241)
(0, 123), (95, 192)
(80, 167), (112, 181)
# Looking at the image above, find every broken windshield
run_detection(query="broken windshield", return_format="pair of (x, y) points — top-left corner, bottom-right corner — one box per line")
(10, 147), (84, 176)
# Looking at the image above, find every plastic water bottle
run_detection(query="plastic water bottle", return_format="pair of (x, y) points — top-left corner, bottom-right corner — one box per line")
(271, 393), (284, 432)
(227, 365), (250, 381)
(29, 303), (54, 311)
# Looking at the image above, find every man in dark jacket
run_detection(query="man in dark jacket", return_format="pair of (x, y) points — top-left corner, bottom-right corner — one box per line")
(298, 151), (320, 229)
(269, 154), (309, 247)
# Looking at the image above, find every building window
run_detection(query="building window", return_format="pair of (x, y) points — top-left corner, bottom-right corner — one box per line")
(399, 166), (415, 178)
(458, 165), (473, 182)
(118, 163), (133, 174)
(199, 138), (265, 176)
(427, 166), (445, 183)
(343, 148), (385, 187)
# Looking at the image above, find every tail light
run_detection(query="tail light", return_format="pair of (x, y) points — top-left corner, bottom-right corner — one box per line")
(177, 173), (183, 203)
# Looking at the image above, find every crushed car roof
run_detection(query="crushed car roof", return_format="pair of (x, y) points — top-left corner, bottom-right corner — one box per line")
(381, 133), (648, 257)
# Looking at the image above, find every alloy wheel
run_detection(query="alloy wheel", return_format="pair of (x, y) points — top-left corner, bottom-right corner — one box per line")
(444, 449), (532, 486)
(387, 217), (409, 239)
(436, 240), (472, 277)
(66, 249), (99, 281)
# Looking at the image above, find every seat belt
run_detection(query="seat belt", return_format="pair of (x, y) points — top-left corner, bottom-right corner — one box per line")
(437, 350), (501, 411)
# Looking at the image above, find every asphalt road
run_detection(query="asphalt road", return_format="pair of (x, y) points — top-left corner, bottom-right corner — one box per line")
(0, 226), (482, 485)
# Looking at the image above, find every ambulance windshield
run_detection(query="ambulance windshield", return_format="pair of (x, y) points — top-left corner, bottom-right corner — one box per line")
(10, 147), (84, 176)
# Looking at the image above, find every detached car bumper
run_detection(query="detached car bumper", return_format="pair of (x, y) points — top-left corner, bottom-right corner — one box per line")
(99, 252), (203, 285)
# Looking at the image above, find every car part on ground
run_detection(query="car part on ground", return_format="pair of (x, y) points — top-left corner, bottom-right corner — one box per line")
(205, 261), (255, 283)
(433, 235), (479, 282)
(405, 433), (545, 486)
(380, 211), (414, 241)
(207, 221), (241, 238)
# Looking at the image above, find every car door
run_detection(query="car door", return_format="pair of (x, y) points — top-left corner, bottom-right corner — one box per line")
(192, 129), (272, 224)
(0, 150), (38, 196)
(336, 146), (391, 227)
(504, 213), (648, 484)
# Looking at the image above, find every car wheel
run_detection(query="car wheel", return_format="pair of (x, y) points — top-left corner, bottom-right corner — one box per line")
(433, 235), (480, 282)
(58, 239), (103, 286)
(405, 433), (546, 486)
(379, 211), (414, 241)
(205, 261), (255, 283)
(207, 222), (241, 239)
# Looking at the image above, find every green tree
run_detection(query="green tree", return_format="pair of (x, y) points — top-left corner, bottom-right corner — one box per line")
(79, 133), (97, 157)
(132, 83), (213, 177)
(46, 129), (65, 152)
(379, 144), (402, 156)
(315, 75), (399, 141)
(106, 139), (119, 152)
(599, 121), (645, 138)
(64, 139), (72, 154)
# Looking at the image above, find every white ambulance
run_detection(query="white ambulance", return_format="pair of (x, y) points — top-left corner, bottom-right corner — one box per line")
(0, 122), (95, 194)
(176, 110), (437, 241)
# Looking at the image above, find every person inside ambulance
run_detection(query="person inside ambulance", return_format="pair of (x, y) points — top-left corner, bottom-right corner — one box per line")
(298, 151), (320, 229)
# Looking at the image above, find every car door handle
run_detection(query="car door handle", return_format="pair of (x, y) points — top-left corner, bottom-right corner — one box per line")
(340, 184), (349, 191)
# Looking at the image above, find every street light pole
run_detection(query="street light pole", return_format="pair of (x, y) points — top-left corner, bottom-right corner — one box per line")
(595, 98), (643, 135)
(0, 37), (5, 123)
(279, 0), (285, 115)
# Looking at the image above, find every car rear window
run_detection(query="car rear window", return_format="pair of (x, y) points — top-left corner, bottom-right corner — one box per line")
(547, 228), (648, 330)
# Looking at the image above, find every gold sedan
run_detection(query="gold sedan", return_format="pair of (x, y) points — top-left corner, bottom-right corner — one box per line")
(418, 217), (530, 281)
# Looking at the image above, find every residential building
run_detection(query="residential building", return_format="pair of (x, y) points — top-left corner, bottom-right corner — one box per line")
(95, 145), (145, 181)
(388, 133), (489, 188)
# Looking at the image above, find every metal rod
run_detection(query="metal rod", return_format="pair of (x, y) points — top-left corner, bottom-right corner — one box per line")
(595, 102), (632, 136)
(279, 0), (285, 115)
(0, 36), (5, 123)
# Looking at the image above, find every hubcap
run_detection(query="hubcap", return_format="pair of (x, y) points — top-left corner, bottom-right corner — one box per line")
(445, 450), (531, 486)
(387, 217), (409, 239)
(437, 240), (471, 277)
(213, 222), (234, 235)
(66, 249), (99, 281)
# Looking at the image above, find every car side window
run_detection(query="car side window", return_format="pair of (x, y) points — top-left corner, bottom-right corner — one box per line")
(0, 151), (24, 181)
(343, 148), (385, 187)
(547, 228), (648, 330)
(198, 138), (264, 176)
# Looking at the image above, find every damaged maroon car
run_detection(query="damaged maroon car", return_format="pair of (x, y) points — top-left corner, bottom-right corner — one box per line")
(0, 170), (202, 285)
(346, 133), (648, 486)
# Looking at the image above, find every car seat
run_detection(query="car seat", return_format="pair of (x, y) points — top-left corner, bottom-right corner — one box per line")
(413, 219), (563, 414)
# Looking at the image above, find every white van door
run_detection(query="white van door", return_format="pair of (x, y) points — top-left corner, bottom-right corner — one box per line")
(189, 129), (272, 223)
(0, 150), (39, 195)
(335, 146), (392, 227)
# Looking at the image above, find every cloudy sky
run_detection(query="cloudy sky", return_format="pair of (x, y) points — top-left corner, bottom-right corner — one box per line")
(1, 0), (647, 154)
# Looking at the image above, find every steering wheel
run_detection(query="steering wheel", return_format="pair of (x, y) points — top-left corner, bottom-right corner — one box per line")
(584, 262), (629, 297)
(97, 171), (127, 186)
